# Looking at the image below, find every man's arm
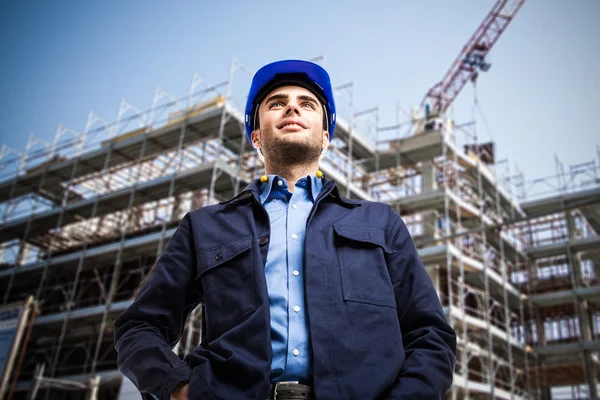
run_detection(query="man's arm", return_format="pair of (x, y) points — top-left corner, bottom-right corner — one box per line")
(114, 213), (201, 400)
(384, 207), (457, 399)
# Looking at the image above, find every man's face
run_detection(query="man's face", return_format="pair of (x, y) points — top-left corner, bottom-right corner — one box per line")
(251, 85), (329, 164)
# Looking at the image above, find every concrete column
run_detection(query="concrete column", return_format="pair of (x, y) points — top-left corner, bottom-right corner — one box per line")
(580, 301), (594, 341)
(192, 188), (210, 209)
(422, 161), (439, 239)
(580, 300), (598, 398)
(567, 213), (584, 287)
(583, 349), (598, 399)
(425, 265), (441, 300)
(174, 191), (193, 221)
(16, 242), (31, 265)
(422, 161), (438, 193)
(423, 211), (438, 239)
(535, 309), (546, 346)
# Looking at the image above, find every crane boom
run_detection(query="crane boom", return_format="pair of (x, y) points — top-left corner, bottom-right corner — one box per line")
(422, 0), (525, 114)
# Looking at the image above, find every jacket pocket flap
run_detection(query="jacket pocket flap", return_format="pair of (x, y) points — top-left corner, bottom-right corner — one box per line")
(334, 225), (393, 252)
(197, 234), (252, 275)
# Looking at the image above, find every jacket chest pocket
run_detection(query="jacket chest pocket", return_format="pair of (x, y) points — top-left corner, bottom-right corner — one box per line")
(197, 233), (256, 339)
(334, 225), (397, 309)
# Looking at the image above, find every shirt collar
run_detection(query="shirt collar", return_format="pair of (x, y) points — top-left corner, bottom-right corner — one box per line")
(219, 178), (360, 208)
(258, 174), (323, 204)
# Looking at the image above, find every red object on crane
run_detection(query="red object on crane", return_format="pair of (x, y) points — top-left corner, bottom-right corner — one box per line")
(422, 0), (525, 114)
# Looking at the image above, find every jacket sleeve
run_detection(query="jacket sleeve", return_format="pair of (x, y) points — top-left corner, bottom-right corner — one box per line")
(114, 213), (202, 400)
(384, 207), (457, 399)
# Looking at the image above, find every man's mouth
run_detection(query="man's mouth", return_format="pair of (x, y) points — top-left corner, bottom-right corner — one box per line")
(278, 120), (307, 129)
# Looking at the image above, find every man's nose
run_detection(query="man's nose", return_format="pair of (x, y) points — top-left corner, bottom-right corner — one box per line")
(285, 103), (301, 115)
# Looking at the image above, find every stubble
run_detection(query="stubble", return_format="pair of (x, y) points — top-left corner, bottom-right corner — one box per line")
(259, 126), (323, 168)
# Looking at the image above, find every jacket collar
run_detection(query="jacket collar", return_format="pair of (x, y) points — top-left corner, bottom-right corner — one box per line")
(220, 178), (361, 208)
(326, 182), (361, 207)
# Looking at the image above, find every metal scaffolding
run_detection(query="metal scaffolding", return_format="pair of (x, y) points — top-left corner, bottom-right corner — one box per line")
(0, 59), (599, 400)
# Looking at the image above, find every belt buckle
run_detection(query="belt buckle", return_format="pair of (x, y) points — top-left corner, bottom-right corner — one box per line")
(273, 381), (299, 400)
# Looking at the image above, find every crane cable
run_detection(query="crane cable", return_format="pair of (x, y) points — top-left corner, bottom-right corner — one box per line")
(471, 79), (495, 145)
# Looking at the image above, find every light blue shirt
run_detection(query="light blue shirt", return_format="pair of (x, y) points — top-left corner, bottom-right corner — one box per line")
(259, 174), (322, 383)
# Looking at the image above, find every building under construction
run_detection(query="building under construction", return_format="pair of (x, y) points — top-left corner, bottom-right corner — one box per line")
(1, 2), (600, 399)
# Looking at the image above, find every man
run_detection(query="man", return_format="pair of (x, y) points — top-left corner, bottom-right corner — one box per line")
(114, 60), (456, 400)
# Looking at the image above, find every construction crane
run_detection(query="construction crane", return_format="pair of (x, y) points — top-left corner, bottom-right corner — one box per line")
(422, 0), (525, 116)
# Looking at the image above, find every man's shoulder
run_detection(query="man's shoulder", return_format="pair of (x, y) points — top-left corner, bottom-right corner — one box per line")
(338, 195), (394, 214)
(334, 196), (398, 226)
(188, 202), (225, 215)
(185, 202), (229, 222)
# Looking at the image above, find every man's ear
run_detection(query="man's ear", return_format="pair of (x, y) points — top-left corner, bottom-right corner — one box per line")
(251, 129), (261, 149)
(322, 131), (330, 150)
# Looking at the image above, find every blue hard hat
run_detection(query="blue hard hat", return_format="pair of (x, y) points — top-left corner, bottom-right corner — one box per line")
(244, 60), (336, 144)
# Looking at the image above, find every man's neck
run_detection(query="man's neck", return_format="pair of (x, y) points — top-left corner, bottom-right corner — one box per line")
(265, 161), (320, 193)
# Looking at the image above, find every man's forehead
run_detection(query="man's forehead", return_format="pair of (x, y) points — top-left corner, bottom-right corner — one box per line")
(261, 85), (320, 104)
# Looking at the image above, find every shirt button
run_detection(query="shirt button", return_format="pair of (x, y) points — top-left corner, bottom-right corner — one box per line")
(258, 237), (269, 246)
(292, 233), (298, 240)
(277, 180), (283, 186)
(293, 270), (299, 276)
(292, 204), (298, 209)
(293, 306), (300, 313)
(215, 252), (223, 261)
(292, 349), (300, 356)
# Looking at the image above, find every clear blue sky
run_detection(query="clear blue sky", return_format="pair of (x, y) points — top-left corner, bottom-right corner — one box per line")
(0, 0), (598, 197)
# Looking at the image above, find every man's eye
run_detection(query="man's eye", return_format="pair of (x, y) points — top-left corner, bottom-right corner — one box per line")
(302, 103), (315, 109)
(270, 101), (284, 108)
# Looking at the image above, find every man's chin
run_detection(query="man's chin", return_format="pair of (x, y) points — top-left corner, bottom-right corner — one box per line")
(273, 136), (311, 148)
(264, 141), (322, 164)
(277, 139), (313, 151)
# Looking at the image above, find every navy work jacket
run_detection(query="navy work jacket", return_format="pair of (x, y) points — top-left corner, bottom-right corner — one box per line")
(114, 178), (456, 400)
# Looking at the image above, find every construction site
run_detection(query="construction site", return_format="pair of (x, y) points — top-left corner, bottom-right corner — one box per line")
(1, 0), (599, 399)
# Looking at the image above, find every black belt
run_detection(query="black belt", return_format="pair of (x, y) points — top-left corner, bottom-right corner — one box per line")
(268, 382), (314, 400)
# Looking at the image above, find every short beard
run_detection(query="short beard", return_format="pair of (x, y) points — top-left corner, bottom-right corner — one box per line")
(259, 126), (322, 167)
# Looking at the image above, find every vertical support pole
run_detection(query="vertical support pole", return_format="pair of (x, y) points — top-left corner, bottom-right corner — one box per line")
(27, 363), (45, 400)
(85, 375), (100, 400)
